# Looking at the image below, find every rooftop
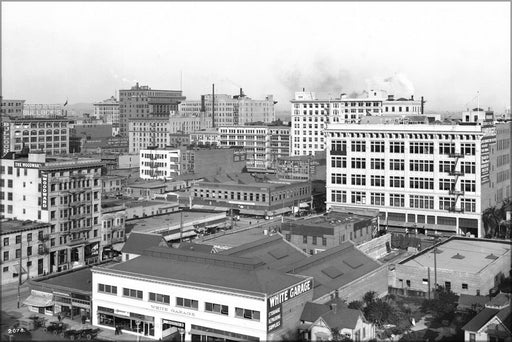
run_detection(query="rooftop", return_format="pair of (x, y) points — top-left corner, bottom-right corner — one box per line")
(283, 212), (376, 231)
(127, 210), (226, 234)
(98, 246), (308, 296)
(121, 232), (168, 255)
(199, 173), (305, 189)
(220, 235), (307, 272)
(399, 237), (511, 274)
(0, 220), (49, 235)
(195, 226), (278, 249)
(34, 267), (92, 293)
(286, 242), (382, 300)
(102, 199), (177, 210)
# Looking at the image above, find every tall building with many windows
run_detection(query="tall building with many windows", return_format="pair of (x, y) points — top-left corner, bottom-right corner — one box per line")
(119, 83), (185, 136)
(325, 121), (511, 238)
(179, 91), (276, 126)
(93, 96), (120, 128)
(2, 117), (70, 156)
(290, 91), (422, 156)
(1, 152), (105, 273)
(218, 125), (290, 171)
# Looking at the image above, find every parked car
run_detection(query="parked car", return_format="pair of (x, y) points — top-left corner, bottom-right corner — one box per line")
(80, 328), (101, 340)
(42, 321), (66, 335)
(61, 329), (82, 340)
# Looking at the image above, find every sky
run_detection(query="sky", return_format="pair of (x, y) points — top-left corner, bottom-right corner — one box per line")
(1, 1), (510, 113)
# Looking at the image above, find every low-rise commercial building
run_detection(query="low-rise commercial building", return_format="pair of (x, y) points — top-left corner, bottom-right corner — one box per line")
(191, 173), (311, 217)
(92, 246), (313, 341)
(390, 237), (512, 297)
(125, 180), (186, 199)
(0, 220), (51, 285)
(281, 210), (379, 255)
(102, 199), (179, 220)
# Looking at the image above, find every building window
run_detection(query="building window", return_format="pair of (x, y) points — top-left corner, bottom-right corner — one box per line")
(469, 333), (475, 342)
(205, 302), (229, 315)
(98, 284), (117, 295)
(235, 307), (260, 321)
(3, 251), (9, 261)
(303, 235), (307, 243)
(3, 237), (8, 246)
(462, 283), (468, 290)
(176, 297), (198, 310)
(149, 292), (170, 305)
(312, 236), (317, 245)
(322, 238), (327, 246)
(123, 288), (143, 300)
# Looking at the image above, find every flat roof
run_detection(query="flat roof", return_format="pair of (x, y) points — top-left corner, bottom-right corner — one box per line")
(399, 237), (511, 274)
(36, 267), (92, 293)
(128, 211), (225, 234)
(0, 220), (49, 235)
(286, 212), (375, 230)
(97, 247), (308, 296)
(195, 226), (274, 249)
(102, 199), (177, 209)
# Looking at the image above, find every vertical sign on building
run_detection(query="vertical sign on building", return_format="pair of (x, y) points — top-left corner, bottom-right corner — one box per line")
(267, 279), (313, 333)
(41, 172), (48, 210)
(481, 125), (497, 185)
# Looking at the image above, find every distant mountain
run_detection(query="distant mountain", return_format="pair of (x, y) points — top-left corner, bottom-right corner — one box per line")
(67, 103), (94, 115)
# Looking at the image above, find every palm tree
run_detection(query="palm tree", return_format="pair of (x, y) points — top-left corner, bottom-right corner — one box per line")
(482, 206), (500, 237)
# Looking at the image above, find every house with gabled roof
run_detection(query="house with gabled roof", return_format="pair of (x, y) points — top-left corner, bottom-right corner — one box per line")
(463, 295), (511, 342)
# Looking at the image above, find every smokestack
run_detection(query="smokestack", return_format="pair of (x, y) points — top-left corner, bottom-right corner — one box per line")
(421, 96), (425, 114)
(387, 95), (394, 101)
(212, 84), (215, 128)
(200, 95), (205, 113)
(240, 88), (244, 97)
(411, 95), (414, 101)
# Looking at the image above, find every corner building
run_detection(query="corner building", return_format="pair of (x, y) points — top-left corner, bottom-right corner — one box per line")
(325, 122), (511, 238)
(1, 152), (104, 273)
(92, 247), (314, 341)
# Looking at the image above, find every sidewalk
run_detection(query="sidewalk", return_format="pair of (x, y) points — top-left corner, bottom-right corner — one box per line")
(15, 309), (154, 341)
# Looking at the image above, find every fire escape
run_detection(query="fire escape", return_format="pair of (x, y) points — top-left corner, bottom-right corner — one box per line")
(447, 145), (464, 213)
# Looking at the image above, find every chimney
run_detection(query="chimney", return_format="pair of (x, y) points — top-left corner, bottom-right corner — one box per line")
(212, 84), (215, 128)
(240, 88), (244, 97)
(387, 95), (394, 101)
(302, 88), (305, 92)
(200, 95), (206, 113)
(331, 303), (337, 313)
(411, 95), (414, 101)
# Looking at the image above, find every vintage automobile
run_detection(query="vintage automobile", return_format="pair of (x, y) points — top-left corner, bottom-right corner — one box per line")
(42, 321), (66, 335)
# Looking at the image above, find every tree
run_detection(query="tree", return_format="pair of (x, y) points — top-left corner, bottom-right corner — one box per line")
(482, 198), (512, 238)
(348, 300), (364, 310)
(420, 286), (458, 321)
(363, 291), (377, 305)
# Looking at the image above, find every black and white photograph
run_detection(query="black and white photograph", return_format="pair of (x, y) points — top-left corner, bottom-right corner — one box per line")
(0, 1), (510, 341)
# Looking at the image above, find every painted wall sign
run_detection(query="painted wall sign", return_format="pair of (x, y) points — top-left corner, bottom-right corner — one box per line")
(267, 279), (313, 332)
(14, 161), (42, 169)
(41, 172), (49, 210)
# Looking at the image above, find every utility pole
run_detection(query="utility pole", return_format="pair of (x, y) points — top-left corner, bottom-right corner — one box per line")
(433, 244), (438, 299)
(179, 211), (183, 243)
(17, 235), (22, 309)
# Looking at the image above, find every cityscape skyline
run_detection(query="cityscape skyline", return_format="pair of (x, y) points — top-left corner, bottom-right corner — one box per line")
(1, 2), (510, 113)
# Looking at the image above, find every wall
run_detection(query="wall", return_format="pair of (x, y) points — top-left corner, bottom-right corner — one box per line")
(357, 234), (391, 260)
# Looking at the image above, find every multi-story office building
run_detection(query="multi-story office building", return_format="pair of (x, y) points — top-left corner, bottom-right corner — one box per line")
(179, 91), (276, 126)
(1, 152), (105, 273)
(1, 117), (70, 156)
(139, 146), (246, 180)
(0, 220), (51, 285)
(1, 99), (25, 117)
(23, 104), (68, 118)
(169, 113), (212, 134)
(189, 129), (220, 146)
(93, 96), (120, 129)
(325, 120), (511, 238)
(119, 83), (185, 136)
(99, 203), (126, 260)
(276, 154), (326, 182)
(140, 148), (181, 180)
(290, 91), (422, 156)
(128, 118), (170, 153)
(218, 125), (290, 171)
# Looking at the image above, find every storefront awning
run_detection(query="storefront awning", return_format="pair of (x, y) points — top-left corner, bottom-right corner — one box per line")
(164, 230), (197, 242)
(239, 208), (266, 216)
(272, 207), (292, 215)
(189, 329), (246, 342)
(23, 292), (53, 307)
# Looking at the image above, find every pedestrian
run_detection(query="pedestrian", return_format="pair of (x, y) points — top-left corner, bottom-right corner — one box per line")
(115, 325), (119, 335)
(57, 314), (62, 322)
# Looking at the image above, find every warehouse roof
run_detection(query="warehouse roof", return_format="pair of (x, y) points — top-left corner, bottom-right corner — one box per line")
(286, 242), (382, 300)
(121, 232), (168, 255)
(98, 246), (309, 296)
